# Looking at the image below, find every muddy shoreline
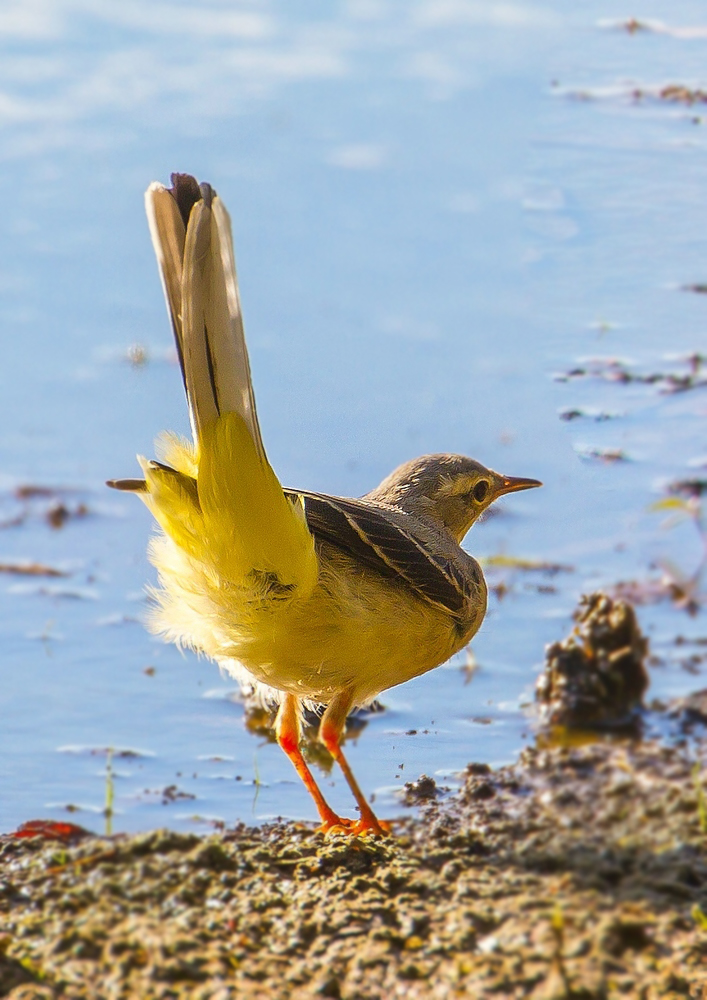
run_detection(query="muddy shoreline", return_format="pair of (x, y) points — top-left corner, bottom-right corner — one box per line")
(3, 726), (707, 999)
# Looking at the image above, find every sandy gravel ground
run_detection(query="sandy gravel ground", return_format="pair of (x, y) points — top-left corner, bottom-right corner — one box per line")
(2, 729), (707, 999)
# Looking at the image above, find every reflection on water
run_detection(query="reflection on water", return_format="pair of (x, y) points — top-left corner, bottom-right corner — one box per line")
(1, 1), (706, 833)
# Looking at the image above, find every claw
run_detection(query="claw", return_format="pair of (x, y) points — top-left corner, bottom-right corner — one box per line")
(316, 815), (391, 838)
(317, 816), (355, 836)
(350, 816), (391, 837)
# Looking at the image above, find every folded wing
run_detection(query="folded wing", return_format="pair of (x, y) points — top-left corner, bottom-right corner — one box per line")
(290, 491), (471, 617)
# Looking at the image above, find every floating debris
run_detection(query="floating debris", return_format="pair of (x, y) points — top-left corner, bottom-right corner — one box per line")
(559, 407), (618, 422)
(0, 561), (68, 578)
(525, 582), (557, 594)
(611, 572), (702, 615)
(554, 354), (707, 393)
(15, 485), (60, 499)
(56, 745), (155, 760)
(536, 593), (649, 730)
(46, 500), (89, 529)
(631, 84), (707, 105)
(6, 582), (99, 601)
(481, 555), (573, 575)
(622, 18), (651, 33)
(0, 485), (92, 531)
(575, 445), (629, 463)
(159, 785), (197, 806)
(659, 84), (707, 105)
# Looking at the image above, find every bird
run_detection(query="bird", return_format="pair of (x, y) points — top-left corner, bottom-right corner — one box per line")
(108, 173), (541, 836)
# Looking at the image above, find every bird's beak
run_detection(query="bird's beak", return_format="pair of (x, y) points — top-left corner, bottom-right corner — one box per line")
(495, 475), (542, 498)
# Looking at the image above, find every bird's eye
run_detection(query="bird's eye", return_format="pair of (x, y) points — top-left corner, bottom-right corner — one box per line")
(472, 480), (490, 503)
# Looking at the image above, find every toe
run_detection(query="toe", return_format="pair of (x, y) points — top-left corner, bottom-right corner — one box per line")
(316, 816), (355, 836)
(351, 817), (392, 837)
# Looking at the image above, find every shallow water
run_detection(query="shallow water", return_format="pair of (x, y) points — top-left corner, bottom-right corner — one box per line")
(1, 1), (706, 834)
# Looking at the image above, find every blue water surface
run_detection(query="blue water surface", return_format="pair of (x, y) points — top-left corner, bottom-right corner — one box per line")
(1, 1), (706, 833)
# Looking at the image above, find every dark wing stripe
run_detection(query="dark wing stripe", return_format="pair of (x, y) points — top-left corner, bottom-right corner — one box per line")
(288, 490), (468, 615)
(356, 507), (463, 593)
(291, 493), (388, 576)
(327, 497), (467, 614)
(338, 504), (462, 609)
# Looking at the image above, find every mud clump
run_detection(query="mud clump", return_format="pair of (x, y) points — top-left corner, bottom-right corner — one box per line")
(536, 592), (649, 729)
(402, 774), (445, 805)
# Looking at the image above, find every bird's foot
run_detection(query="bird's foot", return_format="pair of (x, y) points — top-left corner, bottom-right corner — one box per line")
(316, 814), (391, 838)
(316, 815), (355, 836)
(349, 815), (392, 838)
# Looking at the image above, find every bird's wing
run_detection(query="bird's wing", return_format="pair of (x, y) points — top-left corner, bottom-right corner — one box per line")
(107, 475), (470, 615)
(289, 490), (471, 616)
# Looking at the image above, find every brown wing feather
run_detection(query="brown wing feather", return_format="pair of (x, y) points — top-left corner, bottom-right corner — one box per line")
(288, 490), (469, 616)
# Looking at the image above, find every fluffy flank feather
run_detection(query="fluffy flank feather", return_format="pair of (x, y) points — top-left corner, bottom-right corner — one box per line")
(154, 431), (198, 478)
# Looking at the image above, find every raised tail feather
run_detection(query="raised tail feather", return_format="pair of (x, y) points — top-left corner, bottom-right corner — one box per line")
(110, 174), (317, 596)
(145, 174), (265, 457)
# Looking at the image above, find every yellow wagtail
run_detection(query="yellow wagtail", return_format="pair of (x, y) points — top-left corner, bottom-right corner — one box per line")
(108, 173), (541, 836)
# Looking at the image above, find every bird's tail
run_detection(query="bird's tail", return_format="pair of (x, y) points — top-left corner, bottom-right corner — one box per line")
(137, 174), (317, 594)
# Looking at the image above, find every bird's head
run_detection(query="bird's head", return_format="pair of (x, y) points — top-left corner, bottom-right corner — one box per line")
(367, 454), (542, 543)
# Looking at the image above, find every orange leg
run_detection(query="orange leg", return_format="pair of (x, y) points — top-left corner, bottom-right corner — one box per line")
(319, 690), (391, 837)
(275, 693), (352, 833)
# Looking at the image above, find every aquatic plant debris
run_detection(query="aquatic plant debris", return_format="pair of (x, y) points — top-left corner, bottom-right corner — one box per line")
(0, 485), (92, 532)
(575, 445), (629, 463)
(0, 562), (68, 578)
(611, 571), (703, 615)
(554, 354), (707, 393)
(480, 556), (573, 575)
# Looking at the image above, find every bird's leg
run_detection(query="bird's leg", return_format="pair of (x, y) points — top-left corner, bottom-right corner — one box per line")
(275, 693), (352, 833)
(319, 690), (391, 836)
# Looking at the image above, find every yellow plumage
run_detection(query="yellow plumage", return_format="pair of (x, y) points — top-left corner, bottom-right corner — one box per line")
(109, 173), (540, 835)
(140, 413), (463, 707)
